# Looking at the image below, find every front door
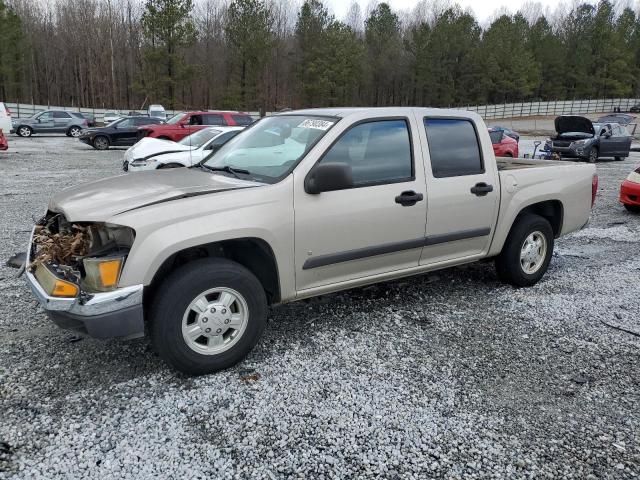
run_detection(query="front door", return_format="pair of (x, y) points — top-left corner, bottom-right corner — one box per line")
(294, 117), (428, 292)
(35, 111), (55, 132)
(417, 116), (499, 265)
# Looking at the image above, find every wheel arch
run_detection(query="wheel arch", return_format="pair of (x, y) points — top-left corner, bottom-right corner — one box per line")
(145, 237), (281, 306)
(515, 200), (564, 238)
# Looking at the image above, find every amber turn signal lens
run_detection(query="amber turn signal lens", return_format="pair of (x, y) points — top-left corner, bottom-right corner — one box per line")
(52, 279), (80, 297)
(97, 259), (122, 288)
(83, 256), (125, 292)
(33, 264), (79, 298)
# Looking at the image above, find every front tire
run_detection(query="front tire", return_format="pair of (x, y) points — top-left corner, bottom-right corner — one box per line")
(495, 214), (554, 288)
(150, 258), (268, 375)
(92, 136), (110, 150)
(17, 126), (32, 137)
(588, 147), (598, 163)
(614, 156), (625, 161)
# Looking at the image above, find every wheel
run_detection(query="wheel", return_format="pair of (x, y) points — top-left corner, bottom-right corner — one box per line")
(588, 147), (598, 163)
(68, 126), (82, 137)
(158, 163), (183, 169)
(614, 156), (625, 161)
(495, 214), (554, 288)
(150, 258), (267, 375)
(92, 136), (110, 150)
(624, 204), (640, 213)
(17, 126), (32, 137)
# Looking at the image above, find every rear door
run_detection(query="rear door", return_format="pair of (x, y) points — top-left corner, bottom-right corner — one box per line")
(294, 115), (428, 291)
(417, 116), (499, 265)
(203, 113), (227, 127)
(612, 125), (633, 156)
(52, 111), (72, 132)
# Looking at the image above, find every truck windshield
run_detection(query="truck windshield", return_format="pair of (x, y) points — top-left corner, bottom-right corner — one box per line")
(202, 115), (338, 183)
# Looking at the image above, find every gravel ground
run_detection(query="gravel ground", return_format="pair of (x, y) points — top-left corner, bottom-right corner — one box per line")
(0, 135), (639, 479)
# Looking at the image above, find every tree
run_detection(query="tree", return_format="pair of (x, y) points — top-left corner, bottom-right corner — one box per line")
(224, 0), (274, 110)
(479, 13), (540, 103)
(364, 3), (403, 105)
(140, 0), (196, 108)
(294, 0), (333, 106)
(0, 0), (25, 101)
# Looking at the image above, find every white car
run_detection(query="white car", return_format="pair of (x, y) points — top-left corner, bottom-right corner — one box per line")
(124, 126), (244, 172)
(103, 111), (121, 124)
(0, 102), (12, 134)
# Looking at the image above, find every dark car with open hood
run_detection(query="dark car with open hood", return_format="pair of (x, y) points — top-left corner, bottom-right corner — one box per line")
(546, 115), (632, 163)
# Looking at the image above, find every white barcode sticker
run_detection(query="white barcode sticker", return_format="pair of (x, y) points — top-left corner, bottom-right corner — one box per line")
(298, 119), (333, 130)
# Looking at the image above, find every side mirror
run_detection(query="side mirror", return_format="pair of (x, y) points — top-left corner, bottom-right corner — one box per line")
(534, 141), (541, 147)
(207, 144), (222, 152)
(305, 162), (353, 194)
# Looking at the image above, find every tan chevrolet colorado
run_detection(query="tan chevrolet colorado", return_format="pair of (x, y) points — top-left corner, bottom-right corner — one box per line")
(25, 108), (598, 374)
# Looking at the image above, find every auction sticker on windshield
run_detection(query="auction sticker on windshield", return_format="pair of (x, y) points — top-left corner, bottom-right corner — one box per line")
(298, 119), (334, 130)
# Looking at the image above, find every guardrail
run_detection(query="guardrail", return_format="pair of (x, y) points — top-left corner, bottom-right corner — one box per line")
(6, 98), (639, 126)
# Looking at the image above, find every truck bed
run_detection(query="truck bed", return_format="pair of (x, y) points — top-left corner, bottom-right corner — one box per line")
(496, 157), (576, 171)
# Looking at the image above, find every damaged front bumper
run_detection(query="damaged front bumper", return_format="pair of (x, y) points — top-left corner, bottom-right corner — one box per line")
(25, 226), (145, 339)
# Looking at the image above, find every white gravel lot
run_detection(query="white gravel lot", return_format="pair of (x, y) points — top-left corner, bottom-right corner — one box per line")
(0, 134), (639, 479)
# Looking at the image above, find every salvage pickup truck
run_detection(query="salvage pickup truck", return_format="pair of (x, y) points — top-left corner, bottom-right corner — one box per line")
(25, 108), (598, 375)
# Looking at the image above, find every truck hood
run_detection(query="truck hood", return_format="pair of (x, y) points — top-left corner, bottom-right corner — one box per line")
(554, 116), (595, 136)
(49, 168), (261, 222)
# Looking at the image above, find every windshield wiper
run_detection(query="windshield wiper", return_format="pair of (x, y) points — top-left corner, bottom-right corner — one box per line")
(202, 165), (251, 179)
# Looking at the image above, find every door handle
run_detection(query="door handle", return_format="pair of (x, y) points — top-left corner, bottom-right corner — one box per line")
(395, 190), (424, 206)
(470, 182), (493, 196)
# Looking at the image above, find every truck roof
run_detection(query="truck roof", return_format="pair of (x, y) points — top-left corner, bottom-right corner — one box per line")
(278, 107), (479, 119)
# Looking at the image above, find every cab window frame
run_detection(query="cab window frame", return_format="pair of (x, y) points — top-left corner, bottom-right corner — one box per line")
(312, 116), (416, 190)
(423, 116), (485, 178)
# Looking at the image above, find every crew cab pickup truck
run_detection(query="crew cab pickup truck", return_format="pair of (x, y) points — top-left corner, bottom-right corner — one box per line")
(25, 108), (597, 375)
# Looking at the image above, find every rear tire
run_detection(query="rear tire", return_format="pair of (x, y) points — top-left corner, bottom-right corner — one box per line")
(624, 204), (640, 213)
(68, 126), (82, 137)
(495, 214), (554, 288)
(92, 136), (110, 150)
(150, 258), (268, 375)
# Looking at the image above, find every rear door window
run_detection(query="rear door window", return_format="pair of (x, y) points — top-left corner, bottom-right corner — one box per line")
(423, 118), (483, 178)
(53, 111), (71, 119)
(203, 114), (226, 126)
(231, 114), (254, 126)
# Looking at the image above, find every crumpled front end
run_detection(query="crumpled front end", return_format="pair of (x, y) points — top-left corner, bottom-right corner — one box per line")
(25, 212), (144, 339)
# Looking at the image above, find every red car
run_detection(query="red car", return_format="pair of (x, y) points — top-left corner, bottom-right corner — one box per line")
(620, 165), (640, 213)
(138, 110), (254, 142)
(0, 130), (8, 151)
(488, 127), (519, 157)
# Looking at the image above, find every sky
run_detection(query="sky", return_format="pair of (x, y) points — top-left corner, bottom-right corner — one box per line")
(326, 0), (577, 23)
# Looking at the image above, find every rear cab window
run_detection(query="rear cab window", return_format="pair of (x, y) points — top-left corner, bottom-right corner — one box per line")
(423, 118), (484, 178)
